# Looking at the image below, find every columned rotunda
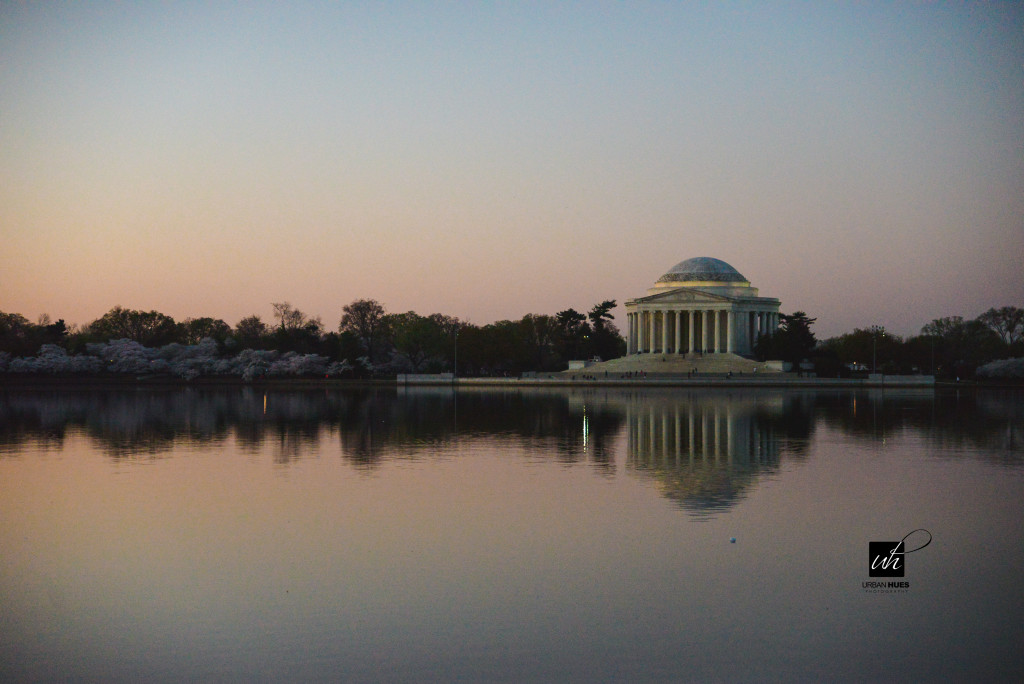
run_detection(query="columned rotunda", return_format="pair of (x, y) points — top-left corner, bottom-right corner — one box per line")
(624, 257), (781, 356)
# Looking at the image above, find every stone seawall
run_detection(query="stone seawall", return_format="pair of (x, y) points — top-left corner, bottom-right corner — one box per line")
(398, 374), (936, 388)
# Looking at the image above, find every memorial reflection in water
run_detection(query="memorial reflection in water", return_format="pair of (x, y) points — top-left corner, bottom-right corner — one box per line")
(623, 391), (792, 515)
(2, 385), (1018, 485)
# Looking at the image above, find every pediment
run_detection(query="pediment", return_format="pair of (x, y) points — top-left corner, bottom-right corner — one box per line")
(634, 288), (733, 304)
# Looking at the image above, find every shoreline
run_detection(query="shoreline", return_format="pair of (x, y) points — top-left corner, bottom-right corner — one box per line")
(0, 373), (1004, 390)
(411, 375), (941, 388)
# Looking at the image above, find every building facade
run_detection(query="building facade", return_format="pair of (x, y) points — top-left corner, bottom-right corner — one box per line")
(624, 257), (780, 356)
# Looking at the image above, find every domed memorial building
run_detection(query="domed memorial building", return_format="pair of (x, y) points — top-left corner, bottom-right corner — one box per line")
(624, 257), (780, 356)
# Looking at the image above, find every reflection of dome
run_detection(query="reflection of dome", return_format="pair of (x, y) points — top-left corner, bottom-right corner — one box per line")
(656, 257), (748, 285)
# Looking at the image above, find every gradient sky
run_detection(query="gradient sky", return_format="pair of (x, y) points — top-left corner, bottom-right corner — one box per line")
(2, 2), (1022, 338)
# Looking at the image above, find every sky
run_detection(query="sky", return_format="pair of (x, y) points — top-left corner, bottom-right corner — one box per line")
(2, 1), (1022, 339)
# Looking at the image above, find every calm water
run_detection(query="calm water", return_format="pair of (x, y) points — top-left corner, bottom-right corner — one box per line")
(1, 386), (1022, 682)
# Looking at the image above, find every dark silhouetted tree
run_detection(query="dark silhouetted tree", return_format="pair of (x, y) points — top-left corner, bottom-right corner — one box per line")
(340, 299), (388, 364)
(181, 317), (232, 344)
(977, 306), (1024, 345)
(0, 312), (33, 355)
(519, 313), (557, 370)
(234, 315), (268, 348)
(555, 308), (590, 362)
(267, 303), (323, 353)
(921, 316), (1001, 378)
(754, 311), (817, 367)
(388, 312), (449, 372)
(587, 299), (625, 361)
(272, 302), (309, 332)
(86, 306), (180, 347)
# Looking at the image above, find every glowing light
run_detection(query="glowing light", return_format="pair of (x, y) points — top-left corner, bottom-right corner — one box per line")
(582, 405), (588, 452)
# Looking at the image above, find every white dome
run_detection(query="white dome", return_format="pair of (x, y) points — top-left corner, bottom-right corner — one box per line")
(656, 257), (748, 284)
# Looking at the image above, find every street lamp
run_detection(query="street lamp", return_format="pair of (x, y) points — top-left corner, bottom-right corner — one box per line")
(871, 326), (885, 374)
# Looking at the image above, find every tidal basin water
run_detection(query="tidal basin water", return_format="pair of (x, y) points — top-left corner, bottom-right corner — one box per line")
(1, 386), (1022, 682)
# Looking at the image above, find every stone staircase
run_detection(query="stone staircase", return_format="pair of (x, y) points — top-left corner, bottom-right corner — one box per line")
(564, 353), (780, 376)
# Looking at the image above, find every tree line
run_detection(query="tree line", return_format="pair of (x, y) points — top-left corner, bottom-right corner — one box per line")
(2, 302), (1019, 380)
(753, 306), (1024, 379)
(0, 299), (627, 378)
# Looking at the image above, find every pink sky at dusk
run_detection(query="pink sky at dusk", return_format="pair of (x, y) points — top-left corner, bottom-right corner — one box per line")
(2, 2), (1021, 339)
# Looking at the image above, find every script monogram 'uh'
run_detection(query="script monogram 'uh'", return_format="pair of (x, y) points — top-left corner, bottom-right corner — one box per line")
(869, 529), (932, 578)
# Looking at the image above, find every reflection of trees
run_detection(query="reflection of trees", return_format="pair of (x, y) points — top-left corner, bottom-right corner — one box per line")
(0, 389), (238, 458)
(0, 388), (351, 459)
(0, 387), (627, 469)
(3, 387), (1019, 472)
(814, 390), (925, 440)
(339, 387), (624, 470)
(815, 389), (1024, 458)
(335, 388), (495, 469)
(925, 390), (1024, 457)
(624, 390), (795, 517)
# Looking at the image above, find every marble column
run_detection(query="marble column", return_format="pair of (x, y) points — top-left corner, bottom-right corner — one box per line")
(688, 310), (695, 353)
(671, 309), (679, 352)
(641, 312), (647, 353)
(726, 310), (734, 353)
(702, 310), (710, 353)
(713, 310), (720, 353)
(661, 310), (669, 353)
(622, 313), (630, 356)
(648, 310), (656, 354)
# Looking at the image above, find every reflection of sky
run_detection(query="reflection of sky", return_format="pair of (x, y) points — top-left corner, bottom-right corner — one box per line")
(2, 3), (1022, 337)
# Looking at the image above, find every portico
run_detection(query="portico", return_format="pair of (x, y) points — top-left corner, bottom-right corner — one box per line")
(624, 257), (781, 356)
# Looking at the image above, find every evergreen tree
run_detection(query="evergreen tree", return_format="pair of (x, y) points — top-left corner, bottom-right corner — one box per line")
(754, 311), (817, 366)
